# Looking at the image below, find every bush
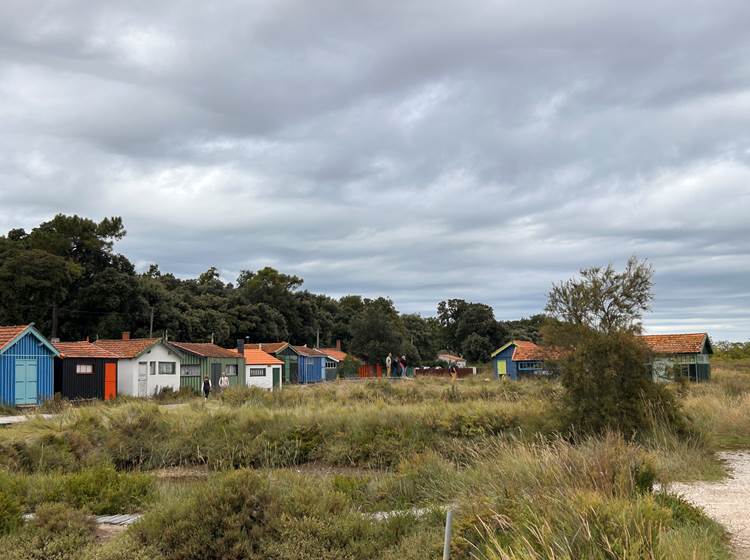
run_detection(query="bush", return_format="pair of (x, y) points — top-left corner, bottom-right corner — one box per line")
(558, 331), (684, 436)
(0, 491), (22, 535)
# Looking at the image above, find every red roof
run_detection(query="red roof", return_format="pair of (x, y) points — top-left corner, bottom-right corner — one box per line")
(318, 348), (347, 362)
(511, 340), (566, 361)
(639, 333), (708, 354)
(243, 348), (284, 366)
(0, 325), (30, 352)
(94, 338), (161, 359)
(53, 341), (118, 359)
(292, 345), (327, 357)
(169, 342), (242, 359)
(245, 342), (289, 354)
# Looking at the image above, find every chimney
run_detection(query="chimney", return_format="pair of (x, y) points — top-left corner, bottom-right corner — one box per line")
(237, 339), (245, 356)
(122, 331), (130, 341)
(336, 339), (341, 351)
(85, 336), (90, 343)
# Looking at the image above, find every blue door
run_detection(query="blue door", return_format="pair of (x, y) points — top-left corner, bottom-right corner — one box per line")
(15, 359), (38, 405)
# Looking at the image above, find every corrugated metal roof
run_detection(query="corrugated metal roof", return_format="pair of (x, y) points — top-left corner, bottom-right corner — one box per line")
(245, 342), (289, 354)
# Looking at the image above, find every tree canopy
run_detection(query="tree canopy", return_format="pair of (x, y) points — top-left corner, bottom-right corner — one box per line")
(0, 214), (544, 364)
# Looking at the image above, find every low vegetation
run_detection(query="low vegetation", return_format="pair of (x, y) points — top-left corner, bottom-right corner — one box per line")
(0, 367), (747, 558)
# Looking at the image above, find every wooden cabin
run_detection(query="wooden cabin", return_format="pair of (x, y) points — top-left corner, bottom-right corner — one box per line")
(317, 341), (347, 381)
(0, 324), (58, 406)
(641, 333), (712, 382)
(94, 333), (181, 397)
(292, 346), (327, 384)
(53, 341), (118, 401)
(490, 340), (555, 380)
(246, 342), (298, 383)
(167, 342), (245, 393)
(241, 347), (283, 390)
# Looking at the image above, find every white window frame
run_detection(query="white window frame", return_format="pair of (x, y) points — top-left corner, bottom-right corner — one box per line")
(76, 363), (94, 375)
(224, 364), (238, 377)
(248, 367), (266, 377)
(158, 361), (176, 375)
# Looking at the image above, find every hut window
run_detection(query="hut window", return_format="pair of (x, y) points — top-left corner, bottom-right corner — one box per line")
(149, 362), (156, 375)
(326, 360), (337, 369)
(158, 362), (176, 375)
(248, 368), (266, 377)
(181, 365), (200, 377)
(76, 364), (94, 375)
(518, 361), (543, 370)
(224, 364), (238, 376)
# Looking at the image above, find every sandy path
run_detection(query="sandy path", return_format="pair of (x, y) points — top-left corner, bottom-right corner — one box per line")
(669, 452), (750, 559)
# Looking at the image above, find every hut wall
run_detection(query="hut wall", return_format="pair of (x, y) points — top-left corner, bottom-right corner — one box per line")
(0, 332), (55, 406)
(55, 358), (117, 401)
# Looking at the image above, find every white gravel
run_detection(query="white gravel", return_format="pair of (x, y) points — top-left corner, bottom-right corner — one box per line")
(669, 452), (750, 559)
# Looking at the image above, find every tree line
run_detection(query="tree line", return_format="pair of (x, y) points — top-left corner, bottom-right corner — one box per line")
(0, 214), (542, 364)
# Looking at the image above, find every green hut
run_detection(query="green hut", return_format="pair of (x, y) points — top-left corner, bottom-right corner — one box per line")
(167, 342), (245, 393)
(247, 343), (299, 384)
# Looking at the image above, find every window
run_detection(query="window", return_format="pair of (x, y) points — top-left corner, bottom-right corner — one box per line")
(181, 364), (200, 377)
(224, 364), (238, 376)
(248, 367), (266, 377)
(149, 361), (156, 375)
(517, 361), (543, 371)
(158, 362), (176, 375)
(76, 364), (94, 375)
(325, 360), (337, 369)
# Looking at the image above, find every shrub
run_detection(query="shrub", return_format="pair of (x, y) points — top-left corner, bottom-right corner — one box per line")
(0, 491), (22, 535)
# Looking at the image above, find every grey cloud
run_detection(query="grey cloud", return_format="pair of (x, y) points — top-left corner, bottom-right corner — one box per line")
(1, 0), (749, 339)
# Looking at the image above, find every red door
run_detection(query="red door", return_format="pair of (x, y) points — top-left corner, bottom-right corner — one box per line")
(104, 362), (117, 401)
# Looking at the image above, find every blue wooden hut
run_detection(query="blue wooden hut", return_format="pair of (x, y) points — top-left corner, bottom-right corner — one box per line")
(0, 324), (59, 406)
(292, 346), (326, 384)
(490, 340), (550, 380)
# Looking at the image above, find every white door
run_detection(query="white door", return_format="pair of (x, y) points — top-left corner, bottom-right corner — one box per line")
(138, 362), (148, 396)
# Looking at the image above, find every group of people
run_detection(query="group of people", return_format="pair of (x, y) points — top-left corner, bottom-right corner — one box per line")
(201, 372), (231, 400)
(385, 352), (408, 377)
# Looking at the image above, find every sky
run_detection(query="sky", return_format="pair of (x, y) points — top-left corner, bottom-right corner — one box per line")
(1, 1), (749, 341)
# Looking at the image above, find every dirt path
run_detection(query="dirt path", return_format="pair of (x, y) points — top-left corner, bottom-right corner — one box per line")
(669, 452), (750, 559)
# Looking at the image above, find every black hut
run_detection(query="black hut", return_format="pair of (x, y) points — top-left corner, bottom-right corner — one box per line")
(53, 341), (118, 401)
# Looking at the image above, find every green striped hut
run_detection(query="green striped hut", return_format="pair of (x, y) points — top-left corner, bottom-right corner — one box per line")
(167, 342), (245, 393)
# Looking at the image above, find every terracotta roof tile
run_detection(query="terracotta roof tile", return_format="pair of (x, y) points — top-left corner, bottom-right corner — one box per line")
(639, 333), (708, 354)
(318, 348), (347, 362)
(94, 338), (161, 359)
(243, 348), (284, 366)
(511, 340), (565, 361)
(0, 325), (30, 352)
(53, 341), (118, 359)
(245, 342), (289, 354)
(169, 342), (242, 359)
(291, 345), (327, 357)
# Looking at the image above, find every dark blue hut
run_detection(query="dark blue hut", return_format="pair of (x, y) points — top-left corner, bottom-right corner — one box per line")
(292, 346), (326, 384)
(0, 324), (59, 406)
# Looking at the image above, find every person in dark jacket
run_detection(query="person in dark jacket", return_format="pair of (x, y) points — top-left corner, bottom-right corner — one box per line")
(399, 355), (407, 377)
(202, 377), (211, 400)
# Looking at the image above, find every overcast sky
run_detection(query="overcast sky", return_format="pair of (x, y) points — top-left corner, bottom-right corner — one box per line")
(1, 1), (749, 340)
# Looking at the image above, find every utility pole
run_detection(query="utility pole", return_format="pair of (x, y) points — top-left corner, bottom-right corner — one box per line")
(316, 327), (320, 348)
(51, 302), (58, 339)
(149, 307), (154, 338)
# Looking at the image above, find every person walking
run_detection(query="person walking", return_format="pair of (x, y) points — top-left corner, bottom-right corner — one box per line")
(399, 355), (407, 377)
(202, 377), (211, 401)
(385, 353), (392, 378)
(219, 371), (230, 393)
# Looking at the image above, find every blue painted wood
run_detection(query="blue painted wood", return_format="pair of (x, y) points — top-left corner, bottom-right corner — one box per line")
(491, 344), (519, 380)
(0, 330), (56, 405)
(298, 355), (325, 384)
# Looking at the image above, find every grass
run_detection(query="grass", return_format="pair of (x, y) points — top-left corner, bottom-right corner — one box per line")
(0, 367), (748, 559)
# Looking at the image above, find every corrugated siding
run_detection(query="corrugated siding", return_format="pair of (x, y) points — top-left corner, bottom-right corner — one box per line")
(492, 346), (518, 380)
(177, 352), (245, 391)
(0, 332), (55, 405)
(298, 356), (324, 384)
(56, 358), (117, 400)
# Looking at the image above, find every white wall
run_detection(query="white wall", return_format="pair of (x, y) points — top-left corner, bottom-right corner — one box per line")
(245, 364), (282, 391)
(117, 343), (182, 397)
